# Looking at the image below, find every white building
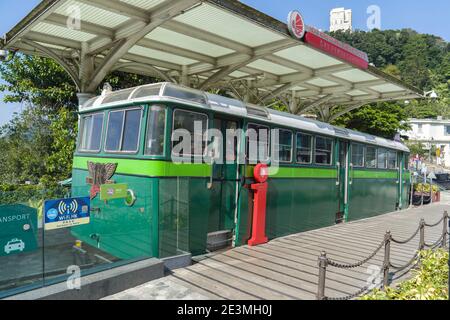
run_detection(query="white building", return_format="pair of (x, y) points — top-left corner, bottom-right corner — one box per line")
(330, 8), (353, 32)
(402, 118), (450, 167)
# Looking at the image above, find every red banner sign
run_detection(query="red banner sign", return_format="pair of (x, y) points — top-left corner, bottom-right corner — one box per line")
(304, 26), (369, 70)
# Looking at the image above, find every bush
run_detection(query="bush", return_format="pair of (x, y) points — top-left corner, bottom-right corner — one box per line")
(0, 184), (70, 219)
(361, 249), (449, 300)
(414, 183), (439, 193)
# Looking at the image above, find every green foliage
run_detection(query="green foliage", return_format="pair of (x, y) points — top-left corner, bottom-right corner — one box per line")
(330, 28), (449, 136)
(361, 249), (449, 300)
(0, 54), (158, 185)
(406, 141), (427, 157)
(332, 102), (410, 139)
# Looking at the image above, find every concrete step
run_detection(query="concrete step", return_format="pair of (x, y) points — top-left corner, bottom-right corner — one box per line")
(206, 230), (233, 252)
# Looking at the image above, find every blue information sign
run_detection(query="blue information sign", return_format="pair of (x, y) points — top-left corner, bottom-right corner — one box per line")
(44, 197), (90, 230)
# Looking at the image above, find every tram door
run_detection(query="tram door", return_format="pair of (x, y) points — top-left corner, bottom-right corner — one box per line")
(337, 141), (350, 223)
(207, 117), (241, 250)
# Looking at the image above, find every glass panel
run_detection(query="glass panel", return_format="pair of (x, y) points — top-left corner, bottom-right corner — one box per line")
(0, 185), (68, 298)
(315, 136), (333, 165)
(164, 85), (206, 104)
(159, 179), (190, 258)
(352, 144), (365, 167)
(387, 151), (398, 169)
(273, 129), (292, 163)
(146, 106), (166, 156)
(121, 109), (142, 152)
(105, 111), (124, 152)
(131, 84), (162, 99)
(296, 133), (312, 164)
(172, 110), (208, 157)
(246, 124), (270, 163)
(1, 183), (160, 298)
(79, 113), (104, 152)
(366, 147), (377, 168)
(101, 88), (135, 105)
(377, 148), (388, 169)
(246, 104), (270, 119)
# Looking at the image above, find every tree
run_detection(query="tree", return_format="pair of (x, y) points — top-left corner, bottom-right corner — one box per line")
(332, 102), (410, 139)
(0, 54), (158, 185)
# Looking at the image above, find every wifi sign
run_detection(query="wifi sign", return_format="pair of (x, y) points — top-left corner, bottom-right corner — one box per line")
(44, 197), (91, 231)
(58, 200), (79, 215)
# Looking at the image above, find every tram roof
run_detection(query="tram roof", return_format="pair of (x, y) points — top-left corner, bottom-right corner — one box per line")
(1, 0), (422, 110)
(80, 82), (410, 152)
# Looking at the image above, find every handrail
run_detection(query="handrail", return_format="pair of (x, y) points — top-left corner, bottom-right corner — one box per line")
(316, 210), (449, 300)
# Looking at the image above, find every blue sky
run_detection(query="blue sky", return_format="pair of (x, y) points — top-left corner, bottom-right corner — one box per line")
(1, 0), (449, 125)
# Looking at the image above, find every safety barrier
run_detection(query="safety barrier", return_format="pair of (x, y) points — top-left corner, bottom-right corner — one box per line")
(316, 211), (449, 300)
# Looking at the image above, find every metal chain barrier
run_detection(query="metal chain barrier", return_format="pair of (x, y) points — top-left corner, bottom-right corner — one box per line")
(325, 238), (385, 269)
(316, 211), (449, 300)
(389, 253), (420, 271)
(425, 216), (446, 228)
(391, 225), (421, 245)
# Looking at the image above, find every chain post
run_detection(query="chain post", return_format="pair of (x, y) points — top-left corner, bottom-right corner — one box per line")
(317, 251), (328, 300)
(419, 219), (426, 250)
(443, 211), (448, 248)
(383, 231), (391, 289)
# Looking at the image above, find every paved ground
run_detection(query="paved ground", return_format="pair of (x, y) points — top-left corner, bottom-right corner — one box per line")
(105, 194), (450, 300)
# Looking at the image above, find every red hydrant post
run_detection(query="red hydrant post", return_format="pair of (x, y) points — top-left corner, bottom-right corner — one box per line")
(248, 164), (269, 246)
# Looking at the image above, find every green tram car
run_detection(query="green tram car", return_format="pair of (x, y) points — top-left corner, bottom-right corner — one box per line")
(72, 82), (410, 260)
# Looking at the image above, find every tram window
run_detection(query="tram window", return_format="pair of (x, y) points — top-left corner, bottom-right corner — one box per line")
(365, 147), (377, 168)
(246, 123), (270, 163)
(377, 148), (388, 169)
(79, 113), (104, 152)
(315, 136), (333, 165)
(273, 129), (293, 163)
(145, 106), (166, 156)
(172, 109), (208, 157)
(387, 151), (398, 169)
(296, 133), (312, 164)
(352, 144), (365, 167)
(105, 108), (143, 153)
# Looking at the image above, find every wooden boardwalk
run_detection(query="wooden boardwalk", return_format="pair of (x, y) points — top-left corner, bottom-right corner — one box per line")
(106, 197), (450, 300)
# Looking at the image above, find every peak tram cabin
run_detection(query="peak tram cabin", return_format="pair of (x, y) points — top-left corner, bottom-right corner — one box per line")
(71, 82), (410, 260)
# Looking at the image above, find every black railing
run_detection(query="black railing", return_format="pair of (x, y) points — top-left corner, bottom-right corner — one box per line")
(316, 211), (449, 300)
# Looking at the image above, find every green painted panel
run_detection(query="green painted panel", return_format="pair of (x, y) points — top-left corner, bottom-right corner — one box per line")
(245, 165), (337, 179)
(348, 178), (398, 222)
(73, 156), (211, 177)
(265, 178), (338, 239)
(353, 170), (398, 179)
(71, 170), (155, 260)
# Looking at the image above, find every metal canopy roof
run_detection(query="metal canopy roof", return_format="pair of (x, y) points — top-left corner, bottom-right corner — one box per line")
(1, 0), (423, 121)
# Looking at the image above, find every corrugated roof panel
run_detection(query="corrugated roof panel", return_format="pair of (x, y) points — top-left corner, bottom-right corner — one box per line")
(307, 78), (338, 88)
(332, 69), (378, 83)
(55, 1), (130, 29)
(174, 3), (284, 47)
(291, 86), (307, 91)
(120, 0), (166, 10)
(346, 90), (370, 97)
(247, 59), (297, 75)
(274, 45), (342, 69)
(146, 28), (233, 57)
(229, 71), (249, 78)
(35, 42), (66, 51)
(32, 22), (96, 42)
(370, 83), (405, 93)
(129, 45), (198, 65)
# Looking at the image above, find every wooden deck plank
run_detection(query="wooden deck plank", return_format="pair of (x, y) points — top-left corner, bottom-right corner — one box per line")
(105, 198), (450, 300)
